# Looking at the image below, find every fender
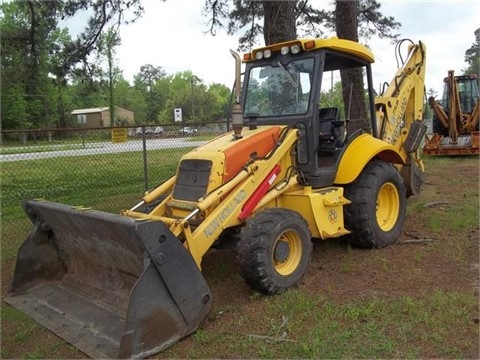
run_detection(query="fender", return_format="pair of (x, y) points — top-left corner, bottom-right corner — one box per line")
(334, 133), (405, 184)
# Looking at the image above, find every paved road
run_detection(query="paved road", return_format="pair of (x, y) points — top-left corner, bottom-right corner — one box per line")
(0, 138), (208, 162)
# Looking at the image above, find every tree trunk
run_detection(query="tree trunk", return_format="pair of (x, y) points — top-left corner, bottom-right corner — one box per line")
(335, 0), (371, 134)
(262, 1), (297, 45)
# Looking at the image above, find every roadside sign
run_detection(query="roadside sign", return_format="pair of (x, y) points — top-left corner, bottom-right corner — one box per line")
(111, 128), (128, 143)
(174, 108), (182, 123)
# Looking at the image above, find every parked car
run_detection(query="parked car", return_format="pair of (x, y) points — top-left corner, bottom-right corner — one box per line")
(153, 126), (164, 135)
(134, 127), (153, 136)
(135, 126), (164, 136)
(179, 127), (198, 135)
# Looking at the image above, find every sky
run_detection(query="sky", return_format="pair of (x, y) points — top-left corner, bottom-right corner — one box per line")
(113, 0), (479, 96)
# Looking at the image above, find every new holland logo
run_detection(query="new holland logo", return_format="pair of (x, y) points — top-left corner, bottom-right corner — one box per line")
(204, 190), (247, 237)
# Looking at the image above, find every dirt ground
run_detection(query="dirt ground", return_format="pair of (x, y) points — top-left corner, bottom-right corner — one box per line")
(1, 157), (479, 359)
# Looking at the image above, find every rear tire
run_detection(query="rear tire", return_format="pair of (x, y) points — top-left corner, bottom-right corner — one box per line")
(237, 208), (312, 294)
(344, 160), (406, 248)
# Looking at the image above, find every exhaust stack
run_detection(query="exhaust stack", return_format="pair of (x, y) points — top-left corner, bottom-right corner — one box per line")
(230, 50), (244, 139)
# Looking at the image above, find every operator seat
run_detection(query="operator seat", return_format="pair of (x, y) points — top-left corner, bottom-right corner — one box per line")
(318, 107), (345, 154)
(316, 107), (345, 186)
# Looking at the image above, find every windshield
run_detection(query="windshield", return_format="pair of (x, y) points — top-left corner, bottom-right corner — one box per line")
(244, 57), (315, 116)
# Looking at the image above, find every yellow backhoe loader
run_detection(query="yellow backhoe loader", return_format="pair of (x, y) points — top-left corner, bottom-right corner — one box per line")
(423, 71), (479, 155)
(5, 37), (427, 358)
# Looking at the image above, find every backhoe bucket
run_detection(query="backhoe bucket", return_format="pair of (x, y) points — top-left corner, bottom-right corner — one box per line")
(5, 200), (212, 359)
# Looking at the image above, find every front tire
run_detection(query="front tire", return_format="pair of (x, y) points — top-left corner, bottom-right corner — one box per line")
(237, 208), (312, 294)
(344, 160), (406, 248)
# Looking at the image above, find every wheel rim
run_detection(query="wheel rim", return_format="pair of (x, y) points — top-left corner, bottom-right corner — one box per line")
(273, 230), (303, 276)
(376, 182), (400, 231)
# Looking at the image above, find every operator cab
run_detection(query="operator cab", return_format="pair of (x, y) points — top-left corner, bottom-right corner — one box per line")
(441, 74), (480, 114)
(241, 38), (377, 187)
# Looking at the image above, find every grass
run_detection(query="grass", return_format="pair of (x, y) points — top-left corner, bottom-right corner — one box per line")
(161, 289), (477, 359)
(1, 153), (478, 359)
(428, 195), (479, 232)
(1, 147), (193, 212)
(0, 146), (195, 262)
(407, 156), (479, 233)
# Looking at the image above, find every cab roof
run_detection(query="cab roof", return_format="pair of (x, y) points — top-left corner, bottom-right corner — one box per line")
(245, 37), (375, 64)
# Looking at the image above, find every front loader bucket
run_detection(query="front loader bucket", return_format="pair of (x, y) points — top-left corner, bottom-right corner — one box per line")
(5, 200), (212, 359)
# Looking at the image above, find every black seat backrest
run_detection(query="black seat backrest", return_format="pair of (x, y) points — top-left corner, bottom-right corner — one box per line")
(319, 107), (340, 140)
(319, 107), (340, 123)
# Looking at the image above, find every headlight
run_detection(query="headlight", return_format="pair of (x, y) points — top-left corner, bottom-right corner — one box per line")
(263, 49), (272, 58)
(291, 44), (301, 54)
(281, 46), (290, 55)
(255, 51), (263, 60)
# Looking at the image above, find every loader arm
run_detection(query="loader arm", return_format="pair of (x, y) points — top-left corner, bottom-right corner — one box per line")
(447, 70), (462, 142)
(125, 127), (300, 269)
(428, 95), (450, 130)
(470, 100), (480, 129)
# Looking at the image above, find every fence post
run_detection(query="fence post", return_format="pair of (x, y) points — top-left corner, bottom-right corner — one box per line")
(141, 126), (149, 192)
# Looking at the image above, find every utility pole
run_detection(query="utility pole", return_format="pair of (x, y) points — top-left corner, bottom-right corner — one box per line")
(191, 77), (195, 121)
(190, 75), (200, 122)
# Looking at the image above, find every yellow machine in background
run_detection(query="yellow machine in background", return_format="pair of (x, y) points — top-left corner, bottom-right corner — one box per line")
(6, 37), (427, 358)
(423, 71), (479, 155)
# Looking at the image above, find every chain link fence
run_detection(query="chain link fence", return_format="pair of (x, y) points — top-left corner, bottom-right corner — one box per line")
(1, 121), (229, 260)
(1, 121), (230, 210)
